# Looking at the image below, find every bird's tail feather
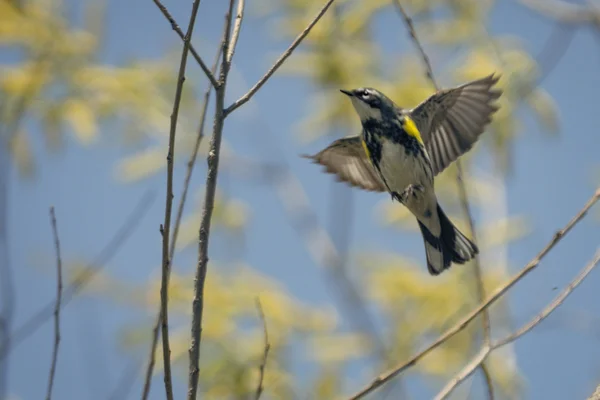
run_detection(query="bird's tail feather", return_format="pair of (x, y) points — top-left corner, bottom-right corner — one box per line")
(418, 203), (478, 275)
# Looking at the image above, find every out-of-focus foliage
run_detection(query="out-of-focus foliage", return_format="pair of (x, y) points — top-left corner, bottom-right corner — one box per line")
(270, 0), (558, 173)
(0, 0), (205, 178)
(74, 260), (341, 399)
(258, 0), (547, 397)
(23, 0), (565, 398)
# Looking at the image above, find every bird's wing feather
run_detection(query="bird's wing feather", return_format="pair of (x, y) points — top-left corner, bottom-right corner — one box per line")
(302, 136), (387, 192)
(410, 74), (502, 176)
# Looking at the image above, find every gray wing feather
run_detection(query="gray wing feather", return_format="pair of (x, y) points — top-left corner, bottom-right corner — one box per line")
(410, 74), (502, 176)
(303, 136), (387, 192)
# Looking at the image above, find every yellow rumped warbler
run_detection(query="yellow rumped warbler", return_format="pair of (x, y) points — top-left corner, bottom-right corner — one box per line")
(305, 74), (502, 275)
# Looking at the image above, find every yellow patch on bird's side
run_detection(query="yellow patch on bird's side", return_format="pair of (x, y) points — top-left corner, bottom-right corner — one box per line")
(402, 116), (424, 145)
(361, 139), (371, 161)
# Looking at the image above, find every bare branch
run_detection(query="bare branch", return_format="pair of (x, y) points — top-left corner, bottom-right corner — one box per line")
(152, 0), (219, 89)
(392, 1), (494, 397)
(187, 1), (236, 398)
(435, 248), (600, 399)
(493, 249), (600, 349)
(2, 190), (155, 359)
(434, 346), (491, 400)
(224, 0), (337, 116)
(156, 0), (205, 398)
(45, 207), (63, 400)
(227, 0), (245, 65)
(346, 189), (600, 400)
(141, 44), (222, 400)
(255, 298), (270, 400)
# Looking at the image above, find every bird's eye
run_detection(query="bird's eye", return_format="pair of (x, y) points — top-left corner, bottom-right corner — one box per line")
(360, 90), (370, 100)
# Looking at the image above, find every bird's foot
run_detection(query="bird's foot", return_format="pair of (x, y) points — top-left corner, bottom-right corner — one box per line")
(394, 184), (424, 203)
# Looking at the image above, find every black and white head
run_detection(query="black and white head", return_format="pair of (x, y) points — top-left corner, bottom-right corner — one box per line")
(340, 87), (396, 122)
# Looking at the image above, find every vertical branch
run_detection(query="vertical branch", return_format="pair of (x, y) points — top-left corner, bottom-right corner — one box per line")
(254, 298), (270, 400)
(3, 190), (155, 359)
(141, 38), (223, 400)
(392, 1), (494, 397)
(157, 0), (204, 398)
(46, 207), (63, 400)
(187, 1), (237, 398)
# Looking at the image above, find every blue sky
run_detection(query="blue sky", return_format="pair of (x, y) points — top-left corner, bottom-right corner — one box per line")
(5, 0), (600, 399)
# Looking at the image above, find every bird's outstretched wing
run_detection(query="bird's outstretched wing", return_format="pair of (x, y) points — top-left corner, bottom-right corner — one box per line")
(410, 74), (502, 176)
(303, 136), (387, 192)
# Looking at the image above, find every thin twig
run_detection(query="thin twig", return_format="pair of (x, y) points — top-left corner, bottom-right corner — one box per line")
(435, 248), (600, 399)
(1, 190), (155, 359)
(391, 1), (495, 397)
(227, 0), (245, 65)
(45, 207), (63, 400)
(152, 0), (219, 89)
(0, 40), (56, 399)
(224, 0), (337, 116)
(109, 357), (142, 400)
(493, 249), (600, 349)
(187, 1), (237, 399)
(141, 46), (222, 400)
(255, 298), (270, 400)
(434, 346), (491, 400)
(157, 0), (204, 398)
(346, 189), (600, 400)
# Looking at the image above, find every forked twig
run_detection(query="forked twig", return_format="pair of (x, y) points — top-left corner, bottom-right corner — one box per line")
(347, 189), (600, 399)
(224, 0), (337, 116)
(140, 44), (223, 400)
(156, 0), (205, 398)
(435, 249), (600, 399)
(152, 0), (219, 88)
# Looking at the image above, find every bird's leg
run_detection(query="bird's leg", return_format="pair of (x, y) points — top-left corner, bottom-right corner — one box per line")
(394, 184), (424, 204)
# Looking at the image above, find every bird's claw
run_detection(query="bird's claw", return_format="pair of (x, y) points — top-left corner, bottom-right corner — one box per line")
(394, 184), (424, 203)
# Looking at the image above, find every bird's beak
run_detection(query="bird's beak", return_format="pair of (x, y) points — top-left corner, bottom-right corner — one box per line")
(340, 89), (353, 97)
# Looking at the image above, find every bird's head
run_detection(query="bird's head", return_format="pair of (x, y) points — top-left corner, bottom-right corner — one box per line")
(340, 87), (395, 122)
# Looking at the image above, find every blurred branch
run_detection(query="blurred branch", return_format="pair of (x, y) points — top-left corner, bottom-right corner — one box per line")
(188, 1), (237, 398)
(224, 0), (337, 116)
(347, 188), (600, 399)
(155, 0), (207, 398)
(520, 0), (600, 25)
(391, 1), (494, 397)
(434, 345), (491, 400)
(141, 45), (222, 400)
(1, 190), (155, 359)
(435, 248), (600, 399)
(492, 249), (600, 349)
(0, 41), (56, 399)
(255, 298), (270, 400)
(152, 0), (219, 88)
(109, 358), (142, 400)
(45, 207), (63, 400)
